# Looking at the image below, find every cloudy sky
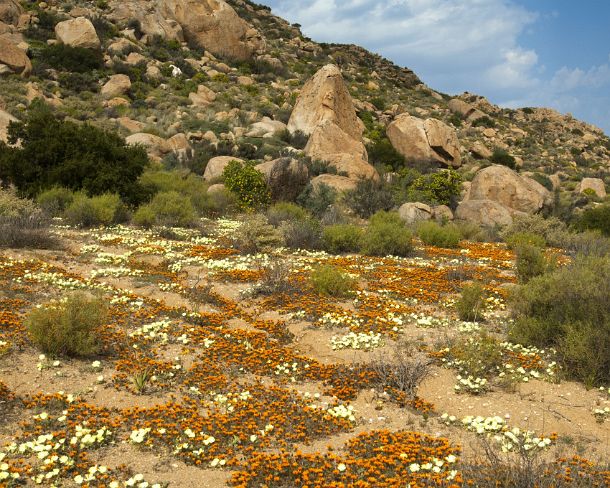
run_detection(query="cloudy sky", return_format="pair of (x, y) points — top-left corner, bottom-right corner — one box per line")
(260, 0), (610, 134)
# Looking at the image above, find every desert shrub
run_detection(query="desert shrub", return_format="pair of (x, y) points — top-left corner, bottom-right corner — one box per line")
(360, 211), (413, 257)
(57, 71), (100, 93)
(369, 343), (431, 398)
(490, 149), (517, 169)
(416, 221), (461, 248)
(134, 191), (196, 228)
(64, 193), (122, 227)
(322, 224), (363, 254)
(0, 102), (148, 204)
(310, 264), (356, 298)
(279, 129), (308, 149)
(252, 261), (294, 296)
(0, 187), (57, 249)
(471, 116), (496, 128)
(344, 179), (394, 219)
(510, 256), (610, 385)
(505, 231), (546, 250)
(456, 282), (485, 322)
(34, 44), (104, 73)
(409, 170), (462, 206)
(561, 230), (610, 257)
(297, 183), (337, 218)
(25, 293), (107, 357)
(515, 245), (549, 283)
(451, 333), (503, 377)
(576, 204), (610, 236)
(500, 214), (567, 247)
(233, 214), (284, 254)
(280, 218), (321, 250)
(530, 173), (554, 191)
(36, 187), (75, 217)
(223, 160), (271, 209)
(367, 137), (405, 171)
(266, 202), (309, 227)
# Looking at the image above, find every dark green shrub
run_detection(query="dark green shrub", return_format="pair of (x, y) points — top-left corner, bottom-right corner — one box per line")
(223, 160), (271, 209)
(367, 137), (406, 171)
(134, 191), (196, 228)
(279, 129), (308, 149)
(490, 149), (516, 169)
(500, 214), (567, 248)
(34, 44), (104, 73)
(510, 257), (610, 385)
(577, 204), (610, 236)
(0, 102), (148, 204)
(531, 173), (554, 191)
(505, 232), (546, 250)
(26, 293), (107, 357)
(344, 179), (394, 218)
(515, 244), (549, 283)
(310, 265), (356, 298)
(64, 193), (122, 227)
(297, 183), (337, 218)
(416, 221), (461, 248)
(471, 116), (495, 128)
(57, 72), (100, 93)
(36, 187), (75, 217)
(322, 224), (363, 254)
(456, 282), (485, 322)
(360, 211), (413, 257)
(410, 170), (462, 206)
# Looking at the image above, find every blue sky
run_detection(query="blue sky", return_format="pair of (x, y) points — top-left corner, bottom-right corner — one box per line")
(260, 0), (610, 134)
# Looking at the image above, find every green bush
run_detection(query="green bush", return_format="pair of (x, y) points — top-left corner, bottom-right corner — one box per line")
(34, 43), (104, 73)
(490, 149), (516, 169)
(344, 179), (394, 218)
(233, 214), (284, 254)
(310, 265), (356, 298)
(0, 102), (148, 204)
(409, 170), (462, 206)
(280, 218), (321, 250)
(134, 191), (196, 228)
(64, 193), (122, 227)
(367, 137), (406, 171)
(510, 257), (610, 385)
(504, 231), (546, 250)
(500, 214), (567, 248)
(515, 244), (549, 283)
(25, 293), (107, 357)
(577, 204), (610, 236)
(223, 160), (271, 209)
(36, 187), (75, 217)
(297, 183), (337, 218)
(456, 282), (485, 322)
(267, 202), (310, 227)
(360, 211), (413, 257)
(416, 221), (461, 248)
(322, 224), (363, 254)
(0, 187), (57, 249)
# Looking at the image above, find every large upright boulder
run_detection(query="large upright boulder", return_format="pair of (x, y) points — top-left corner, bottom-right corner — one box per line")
(387, 114), (461, 168)
(288, 64), (364, 140)
(578, 177), (607, 198)
(447, 98), (486, 122)
(0, 109), (18, 144)
(0, 37), (31, 76)
(109, 2), (184, 42)
(203, 156), (244, 182)
(466, 165), (551, 214)
(126, 133), (169, 160)
(55, 17), (101, 49)
(456, 200), (513, 228)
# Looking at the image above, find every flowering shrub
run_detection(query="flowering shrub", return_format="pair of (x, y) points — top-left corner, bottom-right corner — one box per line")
(223, 160), (271, 209)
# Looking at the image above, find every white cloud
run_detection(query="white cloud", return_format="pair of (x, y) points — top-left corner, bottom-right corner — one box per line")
(262, 0), (610, 133)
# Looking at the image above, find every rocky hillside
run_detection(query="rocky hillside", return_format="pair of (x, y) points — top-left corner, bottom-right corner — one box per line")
(0, 0), (609, 222)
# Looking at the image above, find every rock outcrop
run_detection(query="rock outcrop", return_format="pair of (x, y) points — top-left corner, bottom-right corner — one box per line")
(448, 98), (486, 122)
(109, 0), (263, 61)
(387, 115), (461, 168)
(0, 37), (31, 76)
(287, 64), (364, 139)
(0, 0), (22, 26)
(455, 199), (513, 228)
(203, 156), (243, 181)
(101, 74), (131, 99)
(466, 165), (551, 214)
(287, 65), (377, 189)
(189, 85), (216, 107)
(398, 202), (432, 224)
(578, 177), (607, 198)
(126, 133), (169, 160)
(55, 17), (101, 49)
(246, 117), (287, 138)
